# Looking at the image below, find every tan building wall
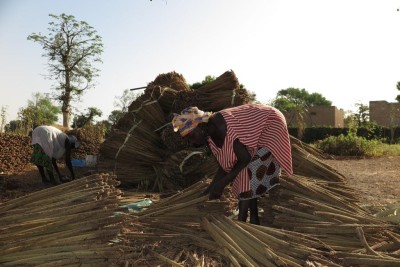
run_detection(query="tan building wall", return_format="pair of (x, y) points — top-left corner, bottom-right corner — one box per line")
(284, 106), (345, 128)
(369, 101), (400, 127)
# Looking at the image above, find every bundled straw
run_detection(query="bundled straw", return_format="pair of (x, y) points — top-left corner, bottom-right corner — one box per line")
(292, 143), (346, 182)
(117, 175), (399, 266)
(116, 181), (233, 266)
(195, 70), (244, 111)
(99, 70), (249, 191)
(0, 173), (127, 266)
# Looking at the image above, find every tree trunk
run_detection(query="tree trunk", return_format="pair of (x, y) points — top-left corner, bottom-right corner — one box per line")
(62, 111), (70, 129)
(62, 70), (71, 129)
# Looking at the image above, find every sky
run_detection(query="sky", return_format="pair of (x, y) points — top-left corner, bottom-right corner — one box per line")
(1, 0), (400, 125)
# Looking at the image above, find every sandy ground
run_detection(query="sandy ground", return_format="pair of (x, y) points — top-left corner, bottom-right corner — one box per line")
(323, 155), (400, 212)
(1, 156), (399, 212)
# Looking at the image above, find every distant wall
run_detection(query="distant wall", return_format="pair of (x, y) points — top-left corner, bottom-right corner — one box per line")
(370, 101), (400, 127)
(284, 106), (345, 128)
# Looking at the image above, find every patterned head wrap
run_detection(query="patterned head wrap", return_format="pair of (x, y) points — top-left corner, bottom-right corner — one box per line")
(172, 107), (213, 137)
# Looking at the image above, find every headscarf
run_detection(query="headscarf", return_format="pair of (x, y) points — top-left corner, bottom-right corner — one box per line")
(68, 135), (80, 149)
(172, 107), (213, 137)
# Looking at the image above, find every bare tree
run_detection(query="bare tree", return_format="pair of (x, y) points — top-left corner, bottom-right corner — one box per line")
(28, 13), (103, 128)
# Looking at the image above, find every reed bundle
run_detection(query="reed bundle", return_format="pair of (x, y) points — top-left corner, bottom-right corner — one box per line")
(115, 181), (232, 266)
(195, 71), (243, 112)
(131, 99), (165, 131)
(148, 71), (190, 92)
(156, 86), (179, 113)
(171, 90), (204, 114)
(162, 148), (211, 187)
(257, 174), (400, 264)
(101, 124), (166, 164)
(116, 175), (398, 266)
(201, 215), (338, 267)
(161, 123), (190, 152)
(289, 135), (330, 159)
(292, 143), (346, 182)
(196, 70), (239, 95)
(232, 87), (250, 106)
(0, 173), (126, 266)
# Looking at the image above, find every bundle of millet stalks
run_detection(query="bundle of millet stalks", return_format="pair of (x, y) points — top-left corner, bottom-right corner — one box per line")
(99, 70), (249, 191)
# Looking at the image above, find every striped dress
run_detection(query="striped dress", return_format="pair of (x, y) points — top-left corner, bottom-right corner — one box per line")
(207, 104), (293, 199)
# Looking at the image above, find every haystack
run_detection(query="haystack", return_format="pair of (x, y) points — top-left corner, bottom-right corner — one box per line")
(99, 70), (249, 191)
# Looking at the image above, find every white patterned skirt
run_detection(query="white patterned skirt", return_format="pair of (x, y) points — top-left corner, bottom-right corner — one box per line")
(238, 147), (281, 200)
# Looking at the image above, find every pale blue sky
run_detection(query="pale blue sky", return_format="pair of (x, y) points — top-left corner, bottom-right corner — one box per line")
(1, 0), (400, 124)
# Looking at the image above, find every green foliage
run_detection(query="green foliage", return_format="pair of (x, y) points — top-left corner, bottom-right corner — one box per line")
(315, 133), (384, 157)
(18, 92), (60, 131)
(376, 143), (400, 156)
(72, 107), (102, 128)
(4, 120), (23, 133)
(98, 120), (113, 138)
(108, 110), (124, 126)
(271, 88), (332, 140)
(271, 88), (332, 112)
(190, 75), (216, 89)
(354, 102), (370, 127)
(28, 13), (103, 127)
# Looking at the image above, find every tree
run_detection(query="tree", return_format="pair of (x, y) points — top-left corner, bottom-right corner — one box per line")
(0, 106), (6, 133)
(114, 89), (139, 113)
(18, 92), (60, 132)
(190, 75), (216, 89)
(396, 82), (400, 102)
(271, 88), (332, 139)
(72, 107), (102, 128)
(354, 103), (369, 127)
(28, 13), (103, 128)
(4, 120), (23, 133)
(108, 110), (124, 126)
(271, 88), (332, 112)
(107, 89), (140, 126)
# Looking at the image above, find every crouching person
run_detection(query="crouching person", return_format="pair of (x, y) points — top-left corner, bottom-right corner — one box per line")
(30, 125), (80, 185)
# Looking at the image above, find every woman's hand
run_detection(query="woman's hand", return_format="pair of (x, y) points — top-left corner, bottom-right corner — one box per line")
(202, 178), (228, 200)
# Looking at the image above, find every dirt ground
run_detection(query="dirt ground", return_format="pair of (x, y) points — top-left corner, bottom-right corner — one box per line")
(323, 155), (400, 212)
(1, 156), (399, 213)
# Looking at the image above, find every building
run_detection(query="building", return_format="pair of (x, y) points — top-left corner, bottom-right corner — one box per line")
(369, 100), (400, 127)
(284, 106), (345, 128)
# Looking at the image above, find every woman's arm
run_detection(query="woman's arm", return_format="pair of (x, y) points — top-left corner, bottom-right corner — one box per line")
(207, 138), (252, 199)
(202, 165), (227, 195)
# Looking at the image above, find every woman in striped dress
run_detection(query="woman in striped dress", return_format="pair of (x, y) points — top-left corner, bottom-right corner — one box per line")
(172, 104), (293, 225)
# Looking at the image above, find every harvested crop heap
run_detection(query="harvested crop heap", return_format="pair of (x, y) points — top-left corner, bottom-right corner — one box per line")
(67, 124), (104, 160)
(99, 70), (249, 190)
(116, 143), (400, 266)
(0, 134), (32, 174)
(1, 148), (399, 266)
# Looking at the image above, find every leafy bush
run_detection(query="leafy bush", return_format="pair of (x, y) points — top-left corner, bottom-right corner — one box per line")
(315, 133), (384, 157)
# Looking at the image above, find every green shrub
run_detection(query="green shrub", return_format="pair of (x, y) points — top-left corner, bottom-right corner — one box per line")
(315, 133), (384, 157)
